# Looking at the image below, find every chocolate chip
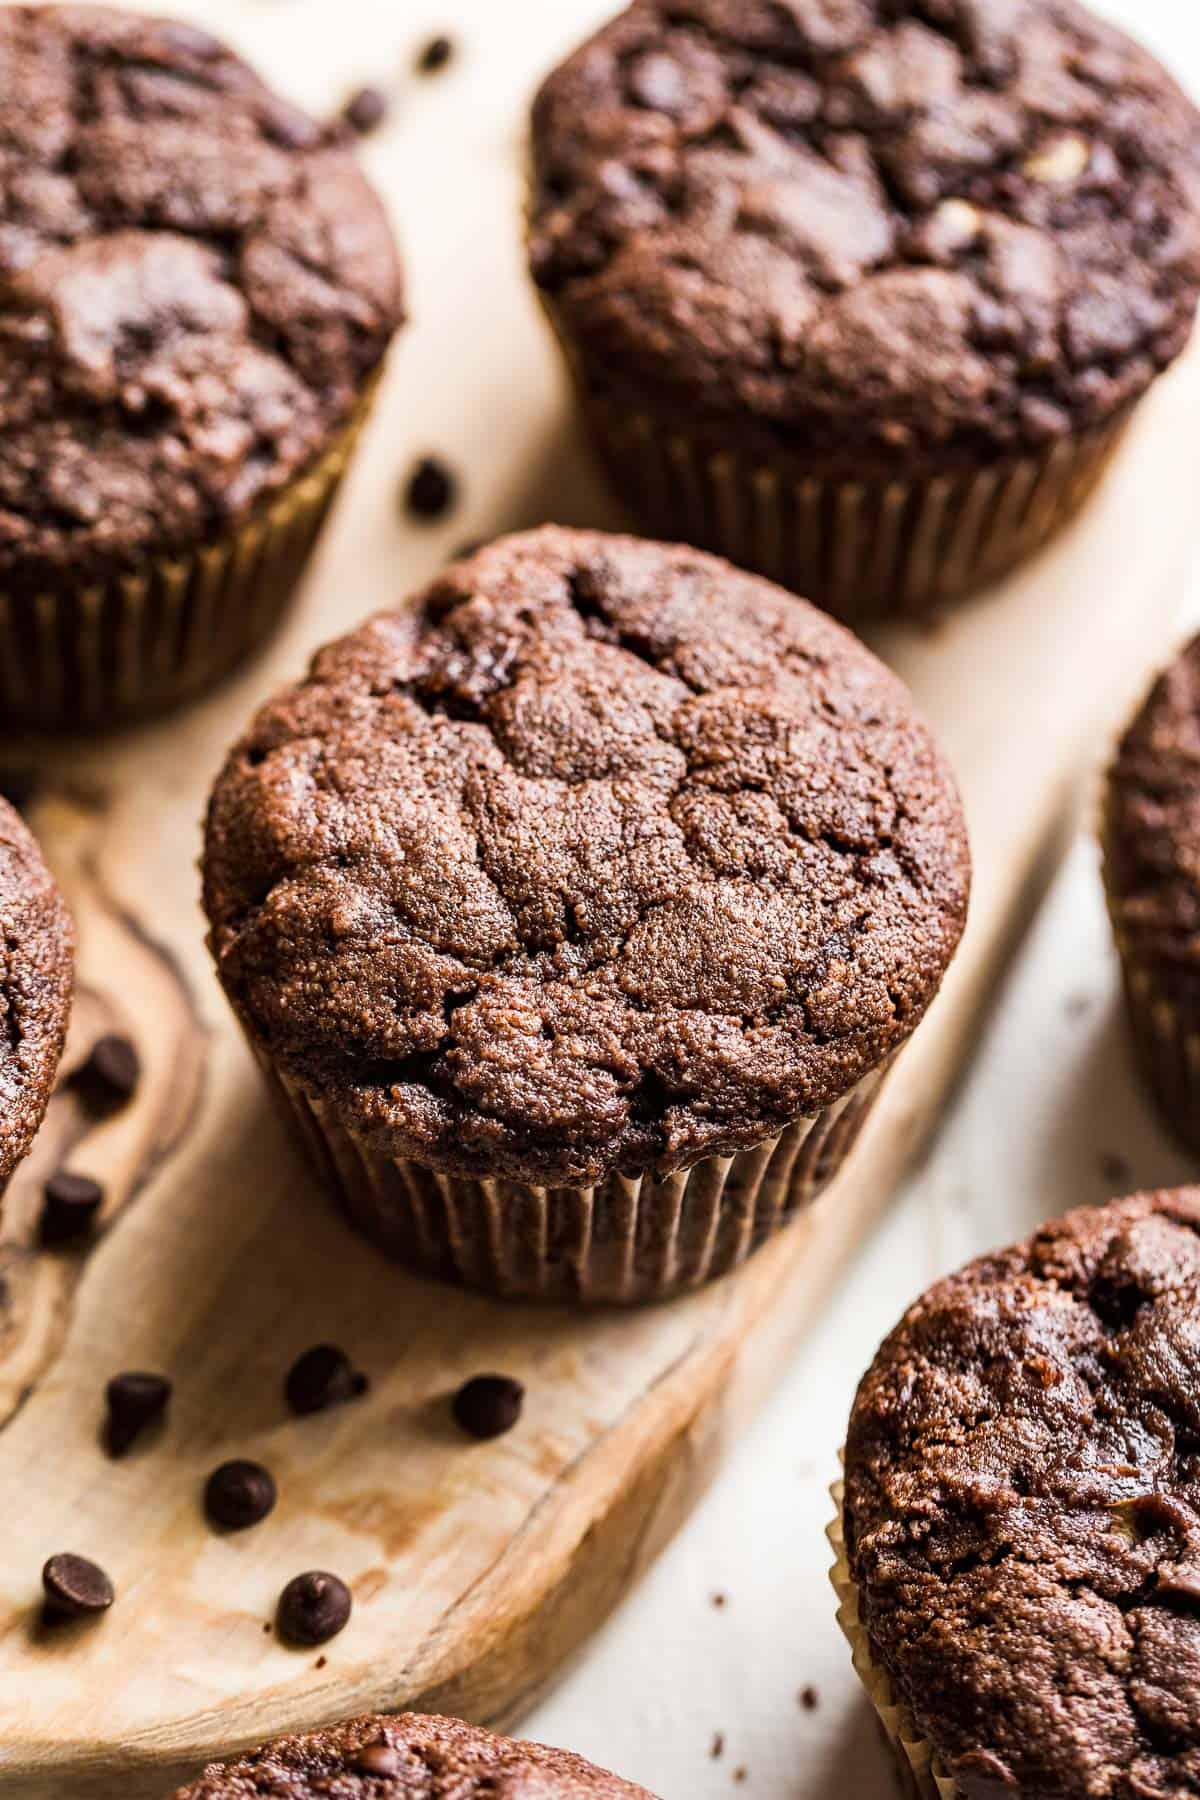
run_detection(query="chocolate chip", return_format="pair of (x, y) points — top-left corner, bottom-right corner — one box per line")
(800, 1684), (819, 1712)
(72, 1034), (140, 1112)
(416, 34), (455, 74)
(404, 456), (457, 522)
(352, 1741), (401, 1776)
(104, 1371), (171, 1457)
(452, 1373), (524, 1440)
(42, 1553), (114, 1621)
(285, 1344), (369, 1417)
(40, 1172), (104, 1246)
(204, 1459), (277, 1531)
(276, 1571), (352, 1646)
(342, 85), (389, 136)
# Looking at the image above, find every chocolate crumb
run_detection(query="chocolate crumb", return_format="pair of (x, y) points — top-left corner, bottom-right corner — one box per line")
(285, 1344), (368, 1417)
(42, 1553), (114, 1621)
(404, 455), (457, 522)
(710, 1733), (725, 1761)
(40, 1171), (104, 1246)
(711, 1591), (728, 1609)
(416, 34), (454, 75)
(71, 1034), (140, 1112)
(800, 1684), (819, 1712)
(732, 1769), (747, 1785)
(342, 85), (388, 136)
(452, 1373), (524, 1440)
(104, 1371), (171, 1457)
(315, 1655), (327, 1669)
(204, 1459), (277, 1531)
(277, 1571), (352, 1646)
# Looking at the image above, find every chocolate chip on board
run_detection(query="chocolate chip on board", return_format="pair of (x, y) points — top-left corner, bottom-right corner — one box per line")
(204, 1460), (277, 1531)
(104, 1371), (171, 1458)
(285, 1344), (369, 1417)
(452, 1373), (525, 1440)
(342, 85), (389, 135)
(276, 1571), (352, 1646)
(404, 455), (457, 521)
(42, 1553), (115, 1621)
(72, 1034), (141, 1111)
(39, 1172), (104, 1246)
(415, 34), (454, 74)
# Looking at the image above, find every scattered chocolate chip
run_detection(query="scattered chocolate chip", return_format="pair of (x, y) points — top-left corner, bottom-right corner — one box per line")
(0, 767), (38, 813)
(416, 34), (454, 74)
(285, 1344), (369, 1417)
(104, 1371), (171, 1457)
(404, 455), (457, 521)
(711, 1590), (727, 1609)
(204, 1459), (277, 1531)
(72, 1034), (141, 1112)
(353, 1741), (401, 1776)
(732, 1769), (747, 1786)
(276, 1571), (352, 1646)
(452, 1373), (524, 1440)
(315, 1654), (327, 1669)
(710, 1733), (725, 1760)
(342, 85), (389, 135)
(40, 1172), (104, 1246)
(42, 1553), (114, 1621)
(800, 1684), (819, 1712)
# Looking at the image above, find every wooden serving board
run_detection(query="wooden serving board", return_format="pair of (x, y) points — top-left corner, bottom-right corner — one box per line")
(2, 1), (1198, 1793)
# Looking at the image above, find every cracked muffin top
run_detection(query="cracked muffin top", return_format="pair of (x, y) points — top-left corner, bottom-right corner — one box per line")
(529, 0), (1200, 471)
(844, 1191), (1200, 1800)
(0, 5), (403, 590)
(1105, 636), (1200, 1024)
(173, 1714), (657, 1800)
(203, 527), (970, 1187)
(0, 798), (73, 1190)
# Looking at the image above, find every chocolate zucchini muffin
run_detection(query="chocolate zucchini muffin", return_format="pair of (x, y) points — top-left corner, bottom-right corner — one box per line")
(0, 798), (73, 1191)
(1104, 637), (1200, 1156)
(173, 1714), (657, 1800)
(0, 6), (403, 730)
(529, 0), (1200, 624)
(203, 526), (969, 1303)
(836, 1190), (1200, 1800)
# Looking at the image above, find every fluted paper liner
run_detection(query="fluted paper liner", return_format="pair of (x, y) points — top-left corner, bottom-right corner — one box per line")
(0, 382), (377, 731)
(540, 297), (1131, 625)
(244, 1037), (887, 1304)
(829, 1480), (961, 1800)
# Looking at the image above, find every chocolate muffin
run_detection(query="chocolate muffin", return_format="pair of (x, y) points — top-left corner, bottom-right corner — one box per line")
(0, 6), (404, 730)
(529, 0), (1200, 624)
(203, 526), (969, 1303)
(835, 1189), (1200, 1800)
(173, 1714), (657, 1800)
(0, 798), (73, 1190)
(1104, 637), (1200, 1156)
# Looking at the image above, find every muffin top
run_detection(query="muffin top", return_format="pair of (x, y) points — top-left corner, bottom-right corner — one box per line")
(1106, 635), (1200, 1023)
(173, 1715), (656, 1800)
(0, 798), (73, 1187)
(0, 5), (403, 589)
(204, 527), (969, 1187)
(844, 1190), (1200, 1800)
(529, 0), (1200, 471)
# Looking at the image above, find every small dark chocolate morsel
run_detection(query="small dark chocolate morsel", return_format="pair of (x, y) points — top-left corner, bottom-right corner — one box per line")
(42, 1553), (114, 1621)
(204, 1459), (277, 1531)
(404, 455), (457, 521)
(416, 33), (454, 74)
(72, 1034), (141, 1111)
(452, 1373), (525, 1440)
(285, 1344), (369, 1417)
(104, 1371), (171, 1457)
(343, 84), (389, 135)
(352, 1741), (401, 1776)
(276, 1570), (352, 1646)
(40, 1171), (104, 1246)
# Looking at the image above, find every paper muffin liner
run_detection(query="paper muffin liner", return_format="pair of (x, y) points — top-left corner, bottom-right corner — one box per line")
(542, 305), (1130, 625)
(829, 1480), (961, 1800)
(246, 1038), (888, 1304)
(0, 382), (378, 732)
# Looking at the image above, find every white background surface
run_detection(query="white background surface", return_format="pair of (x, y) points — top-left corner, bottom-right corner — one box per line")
(42, 0), (1200, 1790)
(519, 3), (1200, 1794)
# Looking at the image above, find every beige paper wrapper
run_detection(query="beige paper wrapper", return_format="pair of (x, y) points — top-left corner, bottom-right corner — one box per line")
(829, 1480), (961, 1800)
(243, 1036), (888, 1305)
(540, 298), (1131, 626)
(0, 383), (377, 732)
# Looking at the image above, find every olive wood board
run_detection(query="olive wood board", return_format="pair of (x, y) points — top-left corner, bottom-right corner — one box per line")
(2, 0), (1199, 1793)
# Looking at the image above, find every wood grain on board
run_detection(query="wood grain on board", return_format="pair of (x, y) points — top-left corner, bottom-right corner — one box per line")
(2, 1), (1198, 1794)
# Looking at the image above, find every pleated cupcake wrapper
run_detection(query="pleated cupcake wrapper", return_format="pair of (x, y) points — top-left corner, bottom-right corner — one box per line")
(829, 1480), (961, 1800)
(247, 1037), (887, 1305)
(0, 382), (377, 731)
(538, 297), (1130, 625)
